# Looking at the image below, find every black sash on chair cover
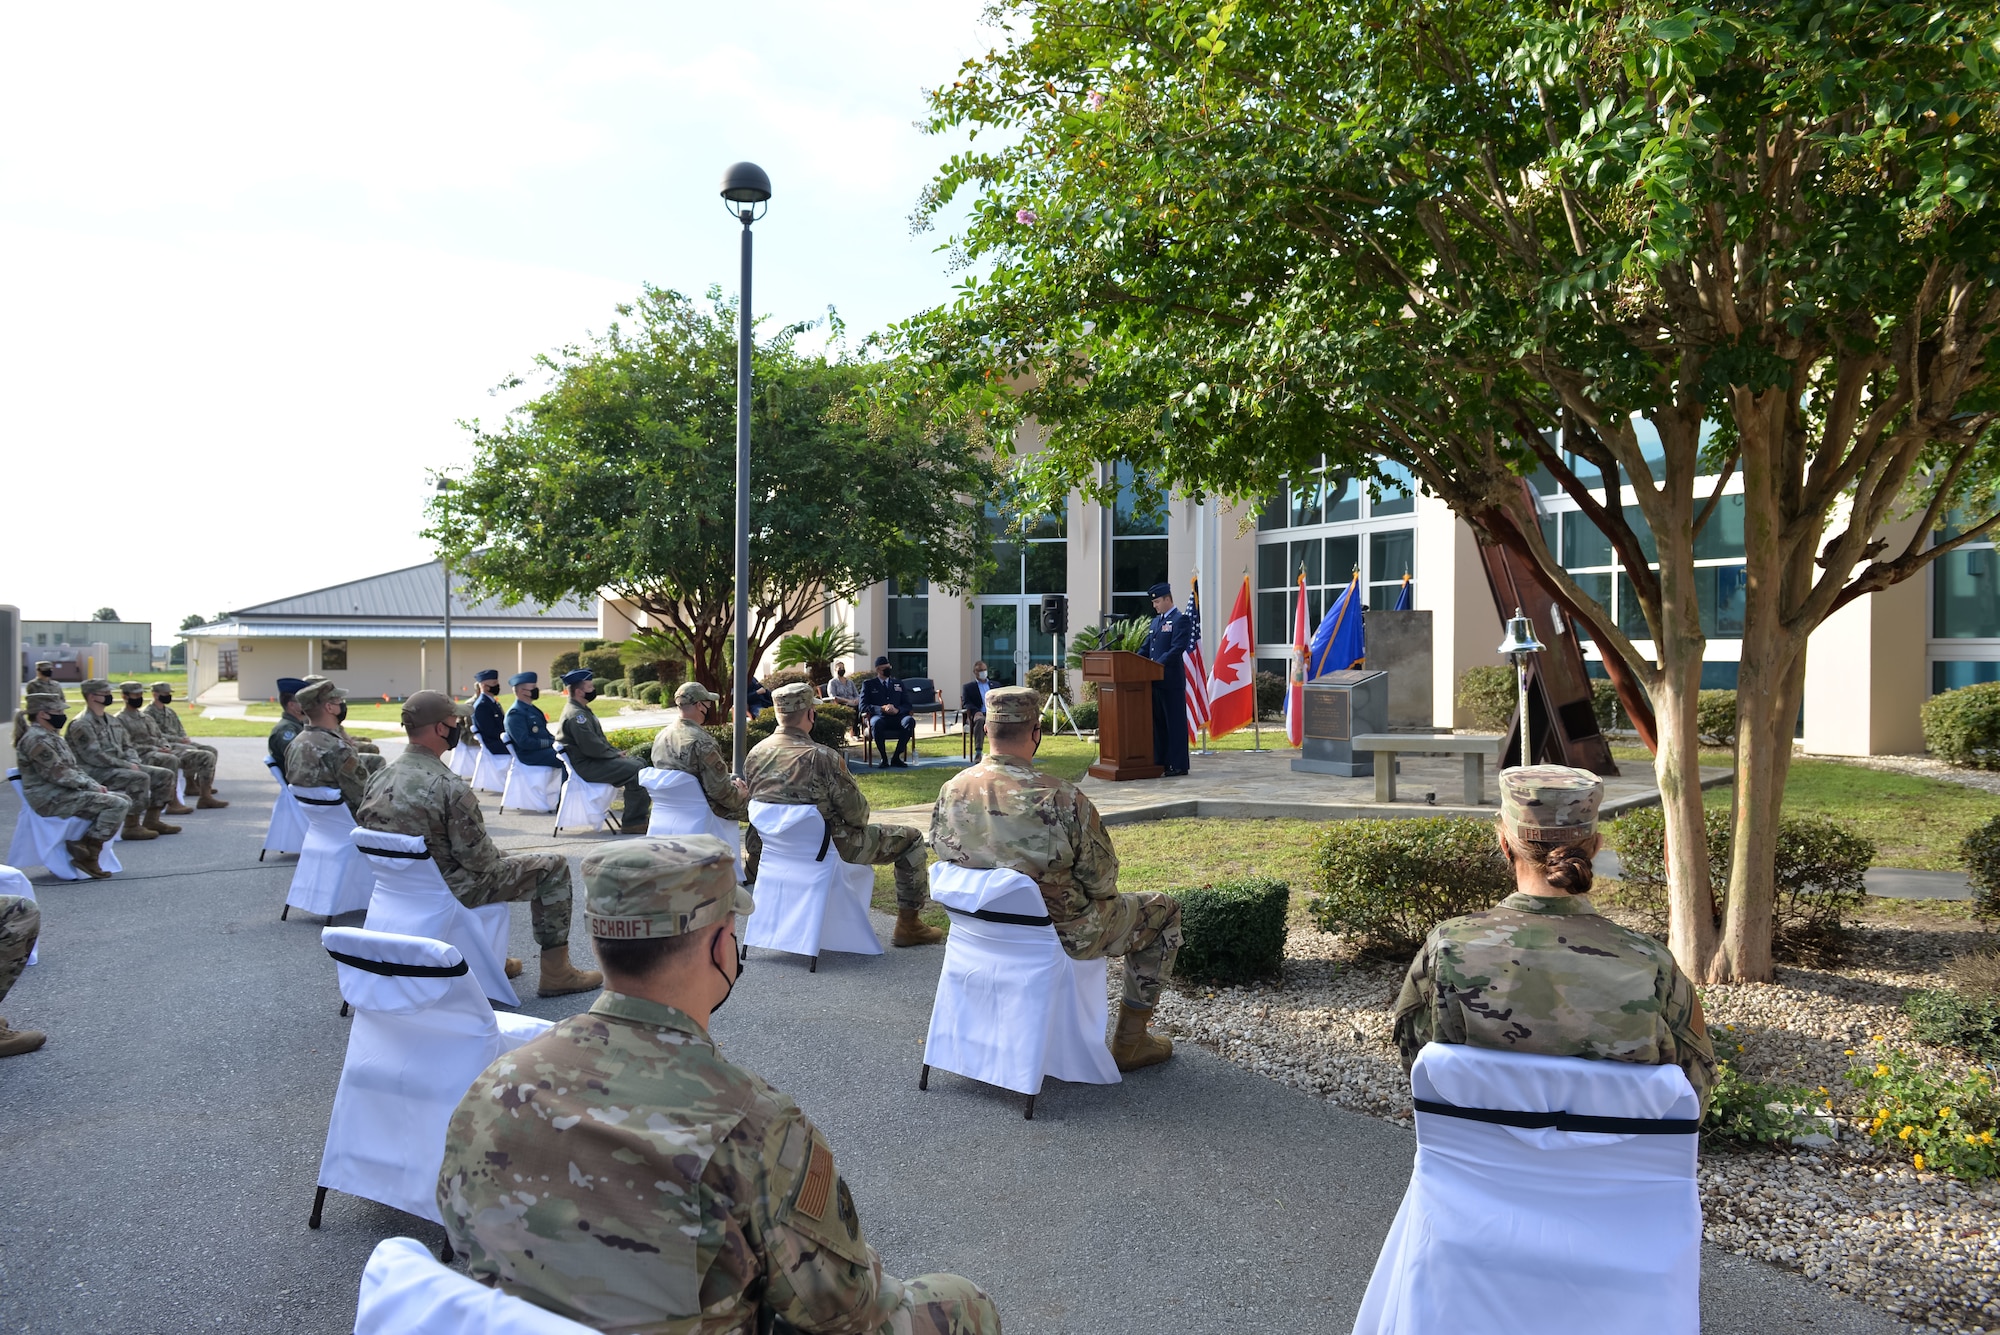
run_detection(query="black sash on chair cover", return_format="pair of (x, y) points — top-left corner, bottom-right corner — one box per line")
(293, 793), (348, 807)
(940, 904), (1055, 928)
(324, 949), (469, 979)
(354, 844), (432, 860)
(1413, 1097), (1700, 1135)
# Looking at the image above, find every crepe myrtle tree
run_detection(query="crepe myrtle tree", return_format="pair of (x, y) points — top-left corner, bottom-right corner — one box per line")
(880, 0), (2000, 982)
(428, 285), (996, 706)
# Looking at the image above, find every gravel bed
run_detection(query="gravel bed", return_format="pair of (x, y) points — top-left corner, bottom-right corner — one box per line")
(1129, 912), (2000, 1331)
(1800, 751), (2000, 798)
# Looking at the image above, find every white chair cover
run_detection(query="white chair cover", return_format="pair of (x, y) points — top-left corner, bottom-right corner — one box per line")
(1352, 1042), (1702, 1335)
(500, 756), (563, 814)
(6, 769), (123, 882)
(552, 748), (617, 835)
(471, 740), (511, 795)
(262, 755), (307, 858)
(286, 787), (375, 919)
(741, 801), (881, 961)
(641, 768), (743, 876)
(922, 863), (1119, 1095)
(356, 1236), (597, 1335)
(449, 738), (482, 779)
(317, 928), (552, 1229)
(356, 829), (518, 1007)
(1, 863), (38, 966)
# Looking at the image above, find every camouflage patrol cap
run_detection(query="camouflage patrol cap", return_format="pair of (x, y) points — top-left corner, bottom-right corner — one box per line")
(583, 835), (755, 940)
(34, 661), (53, 673)
(771, 681), (816, 715)
(118, 681), (145, 697)
(400, 689), (469, 728)
(150, 682), (173, 695)
(79, 678), (113, 696)
(985, 685), (1041, 725)
(675, 681), (720, 706)
(296, 679), (347, 711)
(1499, 764), (1605, 841)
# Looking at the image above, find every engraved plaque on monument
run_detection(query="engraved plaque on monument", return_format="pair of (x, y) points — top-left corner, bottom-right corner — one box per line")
(1291, 669), (1387, 777)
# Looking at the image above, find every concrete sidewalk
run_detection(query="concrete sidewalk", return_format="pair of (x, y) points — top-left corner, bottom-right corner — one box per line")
(0, 738), (1910, 1334)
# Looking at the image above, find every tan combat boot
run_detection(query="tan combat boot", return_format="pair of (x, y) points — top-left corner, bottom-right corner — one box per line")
(892, 907), (945, 947)
(504, 958), (523, 980)
(64, 837), (112, 879)
(1110, 1002), (1174, 1071)
(144, 807), (182, 835)
(0, 1019), (46, 1058)
(196, 777), (228, 809)
(537, 948), (603, 998)
(164, 794), (196, 815)
(122, 810), (158, 841)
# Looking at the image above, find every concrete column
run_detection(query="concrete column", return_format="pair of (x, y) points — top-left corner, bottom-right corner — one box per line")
(929, 583), (968, 699)
(1803, 517), (1928, 755)
(1413, 495), (1504, 728)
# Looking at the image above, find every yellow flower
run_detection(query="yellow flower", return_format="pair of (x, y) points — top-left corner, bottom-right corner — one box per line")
(1982, 1131), (1994, 1145)
(1938, 1108), (1952, 1120)
(1875, 1064), (1890, 1078)
(1914, 1153), (1925, 1171)
(1817, 1087), (1828, 1096)
(1736, 1044), (1745, 1053)
(1871, 1035), (1884, 1042)
(1968, 1135), (1980, 1146)
(1900, 1125), (1915, 1140)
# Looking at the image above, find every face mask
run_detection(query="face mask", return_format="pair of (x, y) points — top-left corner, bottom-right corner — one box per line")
(975, 670), (987, 681)
(484, 684), (498, 695)
(46, 713), (66, 729)
(529, 687), (540, 701)
(711, 929), (742, 1014)
(442, 722), (462, 749)
(158, 694), (173, 704)
(123, 698), (141, 710)
(336, 702), (349, 722)
(586, 688), (600, 702)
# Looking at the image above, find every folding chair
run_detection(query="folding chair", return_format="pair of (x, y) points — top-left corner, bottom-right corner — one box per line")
(919, 862), (1118, 1119)
(356, 829), (518, 1008)
(470, 737), (511, 795)
(499, 754), (562, 815)
(310, 928), (552, 1255)
(283, 787), (374, 922)
(1, 863), (39, 966)
(448, 737), (482, 780)
(640, 767), (743, 879)
(261, 755), (306, 861)
(6, 770), (124, 881)
(551, 747), (618, 836)
(741, 801), (881, 971)
(355, 1236), (597, 1334)
(1352, 1042), (1702, 1335)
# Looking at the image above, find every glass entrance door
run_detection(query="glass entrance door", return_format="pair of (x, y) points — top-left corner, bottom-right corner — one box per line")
(976, 599), (1058, 688)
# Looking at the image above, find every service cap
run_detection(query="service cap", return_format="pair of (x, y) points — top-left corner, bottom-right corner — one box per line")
(474, 669), (499, 683)
(560, 668), (594, 688)
(400, 689), (469, 729)
(1147, 581), (1174, 600)
(296, 679), (347, 711)
(79, 678), (112, 696)
(984, 685), (1042, 725)
(675, 681), (720, 706)
(583, 835), (754, 941)
(276, 677), (310, 696)
(873, 656), (891, 668)
(508, 671), (537, 687)
(1498, 765), (1605, 841)
(771, 682), (816, 715)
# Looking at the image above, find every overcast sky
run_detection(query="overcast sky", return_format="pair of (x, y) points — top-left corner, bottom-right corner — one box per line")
(1, 1), (992, 644)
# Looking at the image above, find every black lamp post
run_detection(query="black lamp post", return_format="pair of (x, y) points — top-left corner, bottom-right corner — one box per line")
(720, 161), (771, 774)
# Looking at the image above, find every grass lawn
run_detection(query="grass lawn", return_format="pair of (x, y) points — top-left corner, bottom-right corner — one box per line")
(852, 735), (1098, 810)
(1707, 758), (1994, 871)
(179, 716), (289, 738)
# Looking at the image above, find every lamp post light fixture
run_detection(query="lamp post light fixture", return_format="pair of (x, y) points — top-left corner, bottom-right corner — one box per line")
(1496, 607), (1547, 766)
(720, 161), (771, 774)
(436, 477), (456, 696)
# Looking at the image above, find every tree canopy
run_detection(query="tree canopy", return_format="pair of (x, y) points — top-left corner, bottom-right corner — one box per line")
(884, 0), (2000, 980)
(429, 286), (996, 698)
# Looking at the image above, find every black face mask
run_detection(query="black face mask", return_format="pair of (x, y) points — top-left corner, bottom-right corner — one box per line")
(585, 688), (600, 702)
(46, 713), (66, 729)
(529, 687), (540, 701)
(711, 929), (743, 1014)
(336, 702), (349, 722)
(158, 694), (173, 704)
(442, 722), (463, 749)
(123, 698), (141, 710)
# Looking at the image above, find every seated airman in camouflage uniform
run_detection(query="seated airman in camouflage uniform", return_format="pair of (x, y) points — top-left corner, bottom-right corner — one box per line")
(437, 837), (1001, 1335)
(650, 681), (749, 822)
(66, 678), (180, 840)
(14, 696), (129, 878)
(114, 683), (204, 814)
(145, 681), (225, 807)
(0, 894), (45, 1057)
(285, 680), (370, 818)
(356, 690), (600, 998)
(298, 675), (385, 776)
(1390, 765), (1716, 1111)
(930, 686), (1181, 1070)
(744, 681), (943, 948)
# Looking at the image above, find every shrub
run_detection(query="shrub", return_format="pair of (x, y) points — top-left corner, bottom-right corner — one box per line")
(626, 661), (659, 686)
(1069, 699), (1099, 731)
(1253, 670), (1285, 720)
(1903, 989), (2000, 1062)
(1847, 1041), (2000, 1180)
(639, 682), (667, 706)
(604, 725), (658, 751)
(1456, 665), (1515, 732)
(718, 703), (850, 751)
(1026, 662), (1071, 702)
(816, 701), (858, 739)
(1948, 944), (2000, 997)
(764, 666), (812, 691)
(597, 678), (628, 697)
(551, 650), (581, 678)
(1307, 818), (1512, 954)
(1703, 1060), (1830, 1147)
(1959, 815), (2000, 918)
(580, 647), (625, 681)
(1921, 681), (2000, 769)
(1174, 878), (1289, 985)
(1696, 690), (1738, 747)
(1591, 677), (1622, 732)
(1604, 807), (1871, 959)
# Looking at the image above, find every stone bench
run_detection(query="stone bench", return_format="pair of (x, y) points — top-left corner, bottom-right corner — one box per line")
(1351, 733), (1506, 806)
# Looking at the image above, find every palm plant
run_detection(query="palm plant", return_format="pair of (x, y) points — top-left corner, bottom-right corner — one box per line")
(774, 625), (865, 689)
(619, 629), (686, 689)
(1063, 618), (1149, 668)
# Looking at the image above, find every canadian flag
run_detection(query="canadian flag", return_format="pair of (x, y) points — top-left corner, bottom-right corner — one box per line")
(1205, 576), (1256, 738)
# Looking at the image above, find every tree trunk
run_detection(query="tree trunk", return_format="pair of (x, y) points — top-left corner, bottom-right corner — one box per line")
(1652, 644), (1721, 980)
(1721, 637), (1805, 978)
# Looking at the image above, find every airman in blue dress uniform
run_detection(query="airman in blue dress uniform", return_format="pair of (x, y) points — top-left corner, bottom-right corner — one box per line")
(1141, 581), (1191, 776)
(469, 668), (507, 754)
(505, 672), (563, 770)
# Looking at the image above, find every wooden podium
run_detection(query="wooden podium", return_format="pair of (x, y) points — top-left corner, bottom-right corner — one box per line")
(1081, 650), (1163, 781)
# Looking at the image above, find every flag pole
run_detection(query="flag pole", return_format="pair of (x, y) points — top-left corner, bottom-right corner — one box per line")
(1189, 567), (1215, 756)
(1244, 565), (1266, 752)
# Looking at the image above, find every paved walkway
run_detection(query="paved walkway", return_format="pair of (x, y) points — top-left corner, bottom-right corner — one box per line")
(0, 739), (1911, 1333)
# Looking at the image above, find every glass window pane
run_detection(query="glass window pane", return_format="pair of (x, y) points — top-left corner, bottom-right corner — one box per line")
(1289, 538), (1323, 589)
(1562, 513), (1613, 569)
(1371, 462), (1416, 516)
(1935, 660), (2000, 693)
(1692, 493), (1746, 561)
(979, 541), (1023, 595)
(1025, 509), (1065, 540)
(1698, 564), (1748, 637)
(1256, 493), (1287, 531)
(1023, 540), (1068, 595)
(1324, 534), (1359, 587)
(1289, 476), (1324, 528)
(1114, 462), (1168, 536)
(1256, 592), (1287, 643)
(1112, 536), (1169, 597)
(1570, 572), (1613, 633)
(1326, 471), (1360, 523)
(1256, 541), (1288, 590)
(1935, 548), (2000, 638)
(888, 598), (929, 650)
(1621, 505), (1659, 564)
(979, 605), (1018, 686)
(1112, 593), (1154, 621)
(886, 651), (928, 679)
(1369, 529), (1414, 587)
(1617, 573), (1652, 639)
(886, 577), (929, 598)
(1366, 582), (1406, 611)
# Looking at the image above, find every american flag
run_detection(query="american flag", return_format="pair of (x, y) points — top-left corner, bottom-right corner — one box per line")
(1184, 575), (1210, 741)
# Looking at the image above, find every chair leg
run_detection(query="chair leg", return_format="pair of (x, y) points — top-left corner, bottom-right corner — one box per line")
(339, 1000), (349, 1018)
(439, 1235), (455, 1265)
(919, 1063), (930, 1090)
(280, 903), (288, 920)
(260, 849), (268, 862)
(1024, 1094), (1036, 1121)
(309, 1185), (328, 1229)
(809, 955), (818, 974)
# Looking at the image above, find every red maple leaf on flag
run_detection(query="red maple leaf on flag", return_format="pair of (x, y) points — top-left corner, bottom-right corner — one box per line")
(1210, 627), (1249, 691)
